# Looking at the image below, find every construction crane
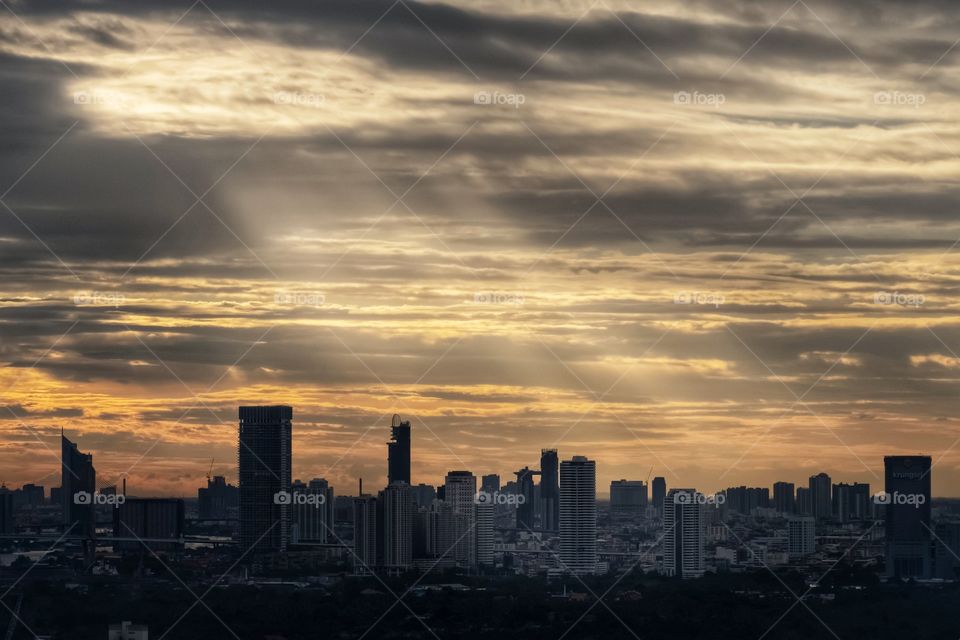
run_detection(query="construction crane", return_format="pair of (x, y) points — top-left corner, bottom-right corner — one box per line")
(206, 457), (214, 482)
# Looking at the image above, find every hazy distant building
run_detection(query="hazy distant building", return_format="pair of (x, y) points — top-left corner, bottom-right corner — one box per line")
(809, 473), (832, 520)
(652, 476), (666, 512)
(379, 482), (412, 570)
(387, 414), (411, 486)
(238, 406), (292, 554)
(444, 471), (477, 568)
(481, 474), (500, 495)
(788, 516), (816, 557)
(514, 467), (538, 530)
(540, 449), (560, 531)
(773, 482), (795, 514)
(832, 482), (870, 522)
(885, 456), (932, 579)
(352, 495), (378, 573)
(198, 476), (238, 519)
(662, 489), (705, 579)
(796, 486), (812, 515)
(61, 434), (96, 550)
(411, 483), (436, 508)
(610, 480), (647, 516)
(113, 498), (184, 552)
(560, 456), (597, 576)
(723, 486), (769, 514)
(291, 478), (334, 543)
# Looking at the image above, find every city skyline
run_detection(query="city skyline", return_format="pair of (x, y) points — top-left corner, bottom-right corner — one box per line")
(3, 0), (960, 500)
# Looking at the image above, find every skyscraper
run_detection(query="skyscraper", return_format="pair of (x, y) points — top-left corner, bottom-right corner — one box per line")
(61, 433), (96, 551)
(884, 455), (932, 579)
(379, 482), (412, 570)
(0, 487), (13, 535)
(610, 480), (648, 515)
(773, 481), (795, 514)
(387, 414), (411, 486)
(514, 466), (538, 530)
(475, 494), (494, 566)
(444, 471), (477, 568)
(540, 449), (560, 531)
(652, 476), (666, 512)
(832, 482), (870, 522)
(559, 456), (596, 576)
(352, 494), (378, 573)
(796, 486), (812, 515)
(481, 474), (500, 495)
(788, 516), (816, 557)
(291, 478), (334, 543)
(809, 473), (832, 520)
(662, 489), (705, 579)
(238, 405), (292, 554)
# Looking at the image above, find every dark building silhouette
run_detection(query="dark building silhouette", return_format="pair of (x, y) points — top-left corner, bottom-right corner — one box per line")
(198, 476), (238, 519)
(934, 521), (960, 579)
(113, 498), (185, 551)
(773, 481), (795, 514)
(832, 482), (870, 522)
(514, 466), (538, 529)
(387, 414), (411, 486)
(723, 486), (770, 514)
(809, 473), (832, 520)
(885, 455), (932, 579)
(352, 494), (378, 574)
(610, 480), (647, 515)
(61, 433), (96, 557)
(652, 476), (666, 512)
(411, 483), (436, 508)
(0, 486), (13, 535)
(291, 478), (334, 544)
(796, 486), (812, 515)
(481, 474), (500, 495)
(559, 456), (596, 575)
(540, 449), (560, 531)
(238, 405), (292, 554)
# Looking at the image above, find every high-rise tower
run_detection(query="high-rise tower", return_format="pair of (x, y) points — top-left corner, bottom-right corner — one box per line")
(387, 414), (411, 486)
(238, 406), (292, 554)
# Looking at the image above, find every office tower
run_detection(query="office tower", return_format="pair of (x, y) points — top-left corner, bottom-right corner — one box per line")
(475, 496), (494, 566)
(379, 482), (412, 570)
(0, 486), (13, 535)
(387, 414), (411, 486)
(444, 471), (477, 568)
(113, 498), (185, 552)
(809, 473), (832, 520)
(788, 516), (816, 557)
(238, 405), (292, 554)
(352, 495), (378, 573)
(832, 482), (870, 522)
(610, 480), (648, 516)
(559, 456), (597, 576)
(796, 486), (812, 515)
(514, 467), (538, 530)
(773, 482), (795, 514)
(884, 455), (932, 579)
(291, 478), (334, 543)
(61, 434), (96, 550)
(411, 483), (436, 508)
(662, 489), (705, 579)
(481, 474), (500, 495)
(198, 476), (239, 520)
(652, 476), (666, 512)
(540, 449), (560, 531)
(934, 521), (960, 579)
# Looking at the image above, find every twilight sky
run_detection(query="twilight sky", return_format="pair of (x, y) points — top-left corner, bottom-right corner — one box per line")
(1, 0), (960, 497)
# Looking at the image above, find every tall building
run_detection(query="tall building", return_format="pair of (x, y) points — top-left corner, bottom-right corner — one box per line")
(352, 494), (378, 573)
(723, 486), (769, 514)
(514, 467), (538, 530)
(796, 486), (812, 515)
(788, 516), (816, 557)
(387, 414), (411, 486)
(475, 496), (494, 566)
(113, 498), (185, 552)
(773, 481), (795, 514)
(61, 433), (96, 551)
(809, 473), (832, 520)
(444, 471), (477, 568)
(0, 486), (13, 535)
(884, 455), (932, 579)
(662, 489), (705, 579)
(379, 482), (412, 570)
(652, 476), (666, 512)
(291, 478), (334, 543)
(411, 483), (436, 508)
(481, 474), (500, 495)
(238, 405), (292, 554)
(610, 480), (648, 516)
(559, 456), (597, 576)
(540, 449), (560, 531)
(198, 476), (238, 519)
(832, 482), (870, 522)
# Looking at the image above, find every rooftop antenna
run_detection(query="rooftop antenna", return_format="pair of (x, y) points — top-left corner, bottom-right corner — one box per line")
(359, 477), (363, 496)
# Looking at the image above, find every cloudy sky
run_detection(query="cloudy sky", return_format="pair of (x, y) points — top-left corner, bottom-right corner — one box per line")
(1, 0), (960, 497)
